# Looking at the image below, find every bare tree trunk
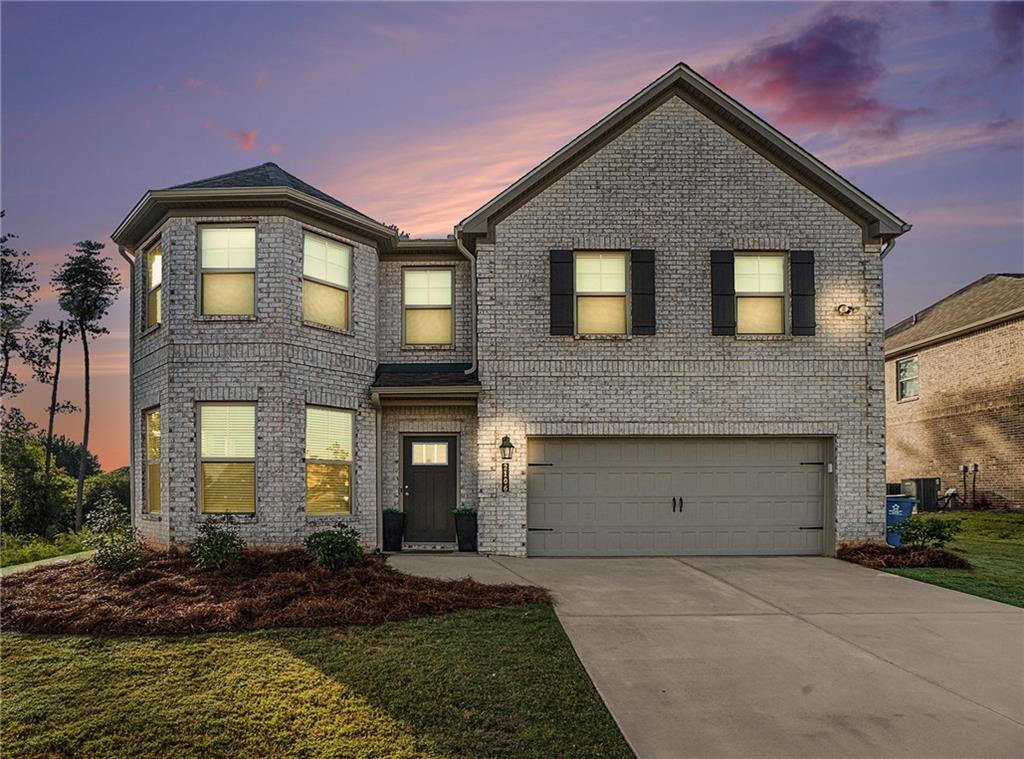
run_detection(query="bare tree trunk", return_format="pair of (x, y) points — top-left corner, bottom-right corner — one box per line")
(74, 324), (90, 531)
(0, 335), (11, 397)
(44, 321), (65, 481)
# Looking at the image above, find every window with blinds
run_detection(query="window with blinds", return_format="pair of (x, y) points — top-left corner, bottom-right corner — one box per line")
(305, 406), (353, 515)
(403, 268), (453, 345)
(146, 244), (162, 328)
(302, 232), (351, 329)
(575, 252), (627, 335)
(200, 227), (256, 316)
(199, 404), (256, 514)
(145, 408), (161, 513)
(735, 254), (786, 334)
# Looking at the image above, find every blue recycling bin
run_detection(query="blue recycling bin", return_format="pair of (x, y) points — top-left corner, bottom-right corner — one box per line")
(886, 496), (918, 546)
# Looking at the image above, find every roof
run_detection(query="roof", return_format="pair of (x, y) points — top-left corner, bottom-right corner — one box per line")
(459, 63), (910, 243)
(885, 274), (1024, 356)
(372, 363), (480, 389)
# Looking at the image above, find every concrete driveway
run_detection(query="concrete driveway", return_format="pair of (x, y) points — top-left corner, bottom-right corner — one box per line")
(391, 554), (1024, 758)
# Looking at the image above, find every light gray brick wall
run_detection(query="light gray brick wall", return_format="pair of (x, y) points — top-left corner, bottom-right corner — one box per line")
(475, 96), (886, 556)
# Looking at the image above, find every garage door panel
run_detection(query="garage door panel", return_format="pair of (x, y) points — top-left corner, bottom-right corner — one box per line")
(528, 437), (827, 556)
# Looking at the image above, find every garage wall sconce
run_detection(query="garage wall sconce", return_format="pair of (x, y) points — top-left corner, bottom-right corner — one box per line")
(499, 436), (515, 492)
(836, 303), (860, 316)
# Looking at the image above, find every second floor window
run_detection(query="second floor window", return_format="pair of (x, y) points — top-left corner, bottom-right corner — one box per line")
(404, 268), (453, 346)
(897, 356), (919, 400)
(303, 232), (351, 329)
(200, 227), (256, 316)
(145, 244), (162, 328)
(199, 404), (256, 514)
(735, 254), (785, 334)
(575, 252), (626, 335)
(145, 408), (161, 513)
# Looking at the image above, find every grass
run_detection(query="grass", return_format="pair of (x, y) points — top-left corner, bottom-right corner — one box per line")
(887, 511), (1024, 608)
(1, 604), (632, 759)
(0, 532), (91, 568)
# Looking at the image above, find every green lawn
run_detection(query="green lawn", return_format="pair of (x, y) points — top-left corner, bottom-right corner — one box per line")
(888, 512), (1024, 608)
(2, 604), (632, 759)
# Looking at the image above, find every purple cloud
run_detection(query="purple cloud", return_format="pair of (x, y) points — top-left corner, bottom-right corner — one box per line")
(990, 2), (1024, 69)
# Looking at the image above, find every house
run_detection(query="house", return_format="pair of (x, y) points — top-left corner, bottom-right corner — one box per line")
(112, 63), (910, 557)
(885, 274), (1024, 508)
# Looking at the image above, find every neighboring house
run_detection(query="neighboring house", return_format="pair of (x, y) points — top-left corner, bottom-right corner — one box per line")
(885, 274), (1024, 508)
(112, 63), (910, 557)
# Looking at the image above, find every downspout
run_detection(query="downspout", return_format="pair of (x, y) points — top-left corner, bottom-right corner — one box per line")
(118, 246), (136, 526)
(879, 224), (912, 261)
(453, 225), (478, 376)
(370, 390), (383, 551)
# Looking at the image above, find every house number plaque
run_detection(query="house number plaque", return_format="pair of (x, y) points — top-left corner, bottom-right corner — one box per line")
(501, 462), (510, 492)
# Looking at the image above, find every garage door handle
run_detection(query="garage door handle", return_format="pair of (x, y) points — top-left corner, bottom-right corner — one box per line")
(672, 497), (676, 512)
(678, 496), (683, 511)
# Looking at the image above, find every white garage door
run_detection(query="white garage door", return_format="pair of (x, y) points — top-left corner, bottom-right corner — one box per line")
(527, 437), (827, 556)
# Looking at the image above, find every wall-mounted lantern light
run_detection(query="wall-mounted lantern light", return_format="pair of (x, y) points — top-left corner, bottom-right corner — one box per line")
(836, 303), (860, 316)
(499, 435), (515, 460)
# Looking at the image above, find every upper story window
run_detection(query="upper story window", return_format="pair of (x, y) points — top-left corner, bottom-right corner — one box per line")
(305, 406), (353, 515)
(735, 254), (785, 334)
(575, 252), (626, 335)
(303, 232), (351, 330)
(144, 408), (161, 514)
(200, 227), (256, 316)
(199, 404), (256, 514)
(896, 356), (919, 400)
(403, 268), (453, 346)
(145, 244), (162, 328)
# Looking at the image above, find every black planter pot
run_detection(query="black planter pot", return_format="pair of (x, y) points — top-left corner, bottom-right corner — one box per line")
(382, 511), (405, 552)
(454, 512), (478, 552)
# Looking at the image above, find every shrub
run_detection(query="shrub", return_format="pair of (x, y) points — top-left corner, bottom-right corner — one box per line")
(0, 531), (92, 568)
(452, 506), (477, 516)
(305, 525), (363, 571)
(188, 520), (246, 570)
(85, 495), (144, 572)
(890, 515), (962, 549)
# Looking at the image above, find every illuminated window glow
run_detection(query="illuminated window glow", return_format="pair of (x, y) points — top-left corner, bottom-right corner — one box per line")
(199, 404), (256, 514)
(302, 233), (351, 329)
(145, 408), (161, 513)
(575, 252), (626, 335)
(200, 227), (256, 316)
(305, 406), (353, 515)
(404, 269), (453, 345)
(735, 254), (786, 335)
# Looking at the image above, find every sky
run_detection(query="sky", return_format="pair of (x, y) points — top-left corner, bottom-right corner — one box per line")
(2, 1), (1022, 470)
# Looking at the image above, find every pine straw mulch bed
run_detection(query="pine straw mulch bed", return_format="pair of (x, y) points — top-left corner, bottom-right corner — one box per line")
(1, 549), (550, 636)
(837, 541), (973, 571)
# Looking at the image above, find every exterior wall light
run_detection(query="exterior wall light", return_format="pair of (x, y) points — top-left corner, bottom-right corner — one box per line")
(836, 304), (860, 316)
(499, 435), (515, 460)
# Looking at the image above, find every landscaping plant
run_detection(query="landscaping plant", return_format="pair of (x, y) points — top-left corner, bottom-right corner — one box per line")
(305, 524), (364, 570)
(189, 520), (246, 570)
(890, 515), (962, 549)
(85, 494), (143, 572)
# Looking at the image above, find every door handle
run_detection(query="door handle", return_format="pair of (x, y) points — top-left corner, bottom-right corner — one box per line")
(677, 496), (683, 512)
(403, 485), (410, 497)
(672, 496), (677, 512)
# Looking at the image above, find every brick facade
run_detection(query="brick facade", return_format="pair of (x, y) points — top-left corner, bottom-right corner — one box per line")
(886, 317), (1024, 507)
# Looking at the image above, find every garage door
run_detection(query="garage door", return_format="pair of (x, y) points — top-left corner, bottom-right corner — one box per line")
(527, 437), (827, 556)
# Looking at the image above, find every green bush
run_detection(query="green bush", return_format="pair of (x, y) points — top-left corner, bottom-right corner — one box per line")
(890, 515), (962, 549)
(189, 520), (245, 570)
(305, 525), (364, 571)
(85, 495), (144, 572)
(0, 531), (92, 568)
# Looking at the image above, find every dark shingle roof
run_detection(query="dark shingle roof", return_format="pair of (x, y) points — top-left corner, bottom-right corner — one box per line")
(373, 363), (480, 388)
(169, 162), (381, 225)
(885, 273), (1024, 354)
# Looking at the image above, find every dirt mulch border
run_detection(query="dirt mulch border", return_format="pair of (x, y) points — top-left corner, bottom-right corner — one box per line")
(837, 541), (972, 570)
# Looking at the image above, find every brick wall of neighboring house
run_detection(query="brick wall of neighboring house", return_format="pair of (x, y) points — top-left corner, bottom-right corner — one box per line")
(131, 215), (379, 547)
(475, 95), (887, 556)
(886, 317), (1024, 508)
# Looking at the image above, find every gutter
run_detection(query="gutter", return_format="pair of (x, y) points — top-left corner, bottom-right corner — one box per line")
(453, 225), (478, 376)
(118, 246), (136, 526)
(880, 224), (913, 260)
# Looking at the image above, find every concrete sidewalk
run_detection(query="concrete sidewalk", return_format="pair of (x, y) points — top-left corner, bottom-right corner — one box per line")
(389, 553), (1024, 759)
(1, 550), (94, 577)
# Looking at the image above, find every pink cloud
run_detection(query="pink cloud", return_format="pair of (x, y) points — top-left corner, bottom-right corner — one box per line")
(234, 130), (258, 151)
(184, 76), (204, 90)
(267, 143), (282, 155)
(184, 76), (227, 96)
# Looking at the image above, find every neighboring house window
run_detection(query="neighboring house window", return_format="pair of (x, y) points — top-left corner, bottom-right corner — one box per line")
(305, 406), (353, 515)
(575, 252), (626, 335)
(144, 408), (161, 513)
(403, 268), (453, 346)
(303, 232), (351, 329)
(145, 243), (162, 328)
(735, 254), (785, 334)
(200, 227), (256, 316)
(897, 356), (919, 400)
(199, 404), (256, 514)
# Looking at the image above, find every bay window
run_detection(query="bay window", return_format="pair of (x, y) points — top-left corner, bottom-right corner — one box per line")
(199, 404), (256, 514)
(305, 406), (353, 515)
(200, 227), (256, 316)
(145, 408), (161, 513)
(303, 232), (351, 329)
(145, 244), (162, 328)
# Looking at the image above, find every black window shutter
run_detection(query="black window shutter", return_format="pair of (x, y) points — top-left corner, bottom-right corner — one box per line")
(710, 250), (736, 335)
(549, 249), (574, 335)
(630, 249), (656, 335)
(790, 250), (816, 336)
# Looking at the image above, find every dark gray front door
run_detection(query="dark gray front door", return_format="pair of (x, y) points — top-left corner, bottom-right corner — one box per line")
(403, 436), (458, 543)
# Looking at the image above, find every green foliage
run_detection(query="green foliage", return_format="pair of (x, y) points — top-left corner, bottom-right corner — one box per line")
(0, 531), (91, 568)
(85, 494), (143, 572)
(48, 434), (100, 478)
(0, 213), (40, 398)
(0, 431), (75, 536)
(890, 515), (962, 549)
(452, 506), (478, 516)
(189, 520), (245, 570)
(917, 511), (1024, 546)
(83, 467), (130, 518)
(304, 524), (364, 571)
(51, 240), (121, 336)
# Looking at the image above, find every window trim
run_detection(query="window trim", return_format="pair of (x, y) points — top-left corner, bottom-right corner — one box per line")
(734, 251), (788, 336)
(304, 404), (356, 517)
(197, 223), (258, 318)
(143, 406), (161, 516)
(573, 250), (630, 336)
(197, 401), (257, 516)
(144, 242), (162, 330)
(896, 355), (920, 401)
(301, 229), (353, 331)
(401, 266), (455, 348)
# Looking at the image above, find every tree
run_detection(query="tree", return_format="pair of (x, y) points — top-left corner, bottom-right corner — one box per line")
(45, 434), (100, 478)
(52, 241), (122, 530)
(0, 212), (39, 398)
(32, 320), (77, 480)
(0, 413), (74, 537)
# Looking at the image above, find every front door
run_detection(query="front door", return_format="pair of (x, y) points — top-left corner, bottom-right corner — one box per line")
(403, 435), (458, 543)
